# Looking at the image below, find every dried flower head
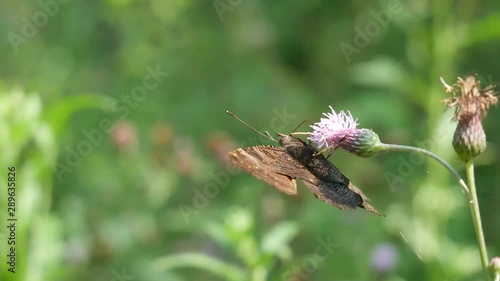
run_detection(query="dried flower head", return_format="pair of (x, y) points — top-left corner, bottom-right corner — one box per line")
(441, 75), (498, 121)
(441, 75), (498, 161)
(308, 106), (383, 157)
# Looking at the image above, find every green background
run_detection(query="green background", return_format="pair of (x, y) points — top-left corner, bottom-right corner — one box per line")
(1, 0), (500, 280)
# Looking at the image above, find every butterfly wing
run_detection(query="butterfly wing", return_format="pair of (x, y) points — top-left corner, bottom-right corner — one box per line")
(344, 182), (384, 216)
(302, 180), (384, 216)
(275, 147), (384, 216)
(281, 140), (384, 216)
(228, 146), (298, 195)
(274, 152), (318, 183)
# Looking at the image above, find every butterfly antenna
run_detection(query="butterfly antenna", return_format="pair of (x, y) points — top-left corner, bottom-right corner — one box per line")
(289, 120), (313, 139)
(290, 120), (312, 133)
(226, 111), (277, 142)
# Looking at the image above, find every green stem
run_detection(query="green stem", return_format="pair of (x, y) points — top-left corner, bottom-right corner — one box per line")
(465, 160), (490, 281)
(379, 143), (471, 201)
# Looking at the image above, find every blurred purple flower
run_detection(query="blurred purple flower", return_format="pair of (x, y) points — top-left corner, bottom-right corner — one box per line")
(370, 243), (399, 273)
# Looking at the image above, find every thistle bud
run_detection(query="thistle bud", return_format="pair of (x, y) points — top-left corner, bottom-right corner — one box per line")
(441, 75), (498, 162)
(339, 128), (384, 157)
(491, 257), (500, 276)
(452, 115), (486, 161)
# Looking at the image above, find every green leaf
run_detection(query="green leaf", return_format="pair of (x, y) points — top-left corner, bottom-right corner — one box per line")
(464, 13), (500, 46)
(42, 94), (114, 139)
(350, 56), (408, 91)
(152, 253), (246, 281)
(261, 221), (299, 258)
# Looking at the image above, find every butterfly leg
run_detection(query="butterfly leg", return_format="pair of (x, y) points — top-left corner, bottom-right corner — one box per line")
(314, 134), (350, 159)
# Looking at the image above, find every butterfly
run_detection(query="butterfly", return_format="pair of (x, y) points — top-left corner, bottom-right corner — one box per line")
(227, 113), (383, 216)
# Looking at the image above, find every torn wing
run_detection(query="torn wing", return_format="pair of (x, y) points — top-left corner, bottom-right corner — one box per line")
(228, 146), (298, 195)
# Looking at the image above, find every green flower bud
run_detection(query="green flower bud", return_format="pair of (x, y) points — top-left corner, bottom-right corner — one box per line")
(491, 257), (500, 276)
(452, 115), (486, 161)
(342, 128), (384, 157)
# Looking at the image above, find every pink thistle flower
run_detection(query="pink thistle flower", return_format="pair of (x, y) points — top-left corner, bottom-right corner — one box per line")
(308, 106), (383, 157)
(308, 106), (359, 148)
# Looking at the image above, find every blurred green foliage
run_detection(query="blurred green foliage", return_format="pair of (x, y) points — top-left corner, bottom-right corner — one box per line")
(1, 0), (500, 280)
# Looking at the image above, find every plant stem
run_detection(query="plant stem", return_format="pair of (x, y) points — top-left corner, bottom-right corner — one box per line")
(379, 143), (471, 201)
(465, 160), (491, 281)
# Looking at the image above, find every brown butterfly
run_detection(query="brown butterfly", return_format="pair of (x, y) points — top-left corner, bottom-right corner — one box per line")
(227, 112), (384, 216)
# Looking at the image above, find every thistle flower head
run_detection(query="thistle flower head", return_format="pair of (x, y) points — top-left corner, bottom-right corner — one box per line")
(441, 75), (498, 161)
(308, 106), (358, 147)
(308, 106), (383, 157)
